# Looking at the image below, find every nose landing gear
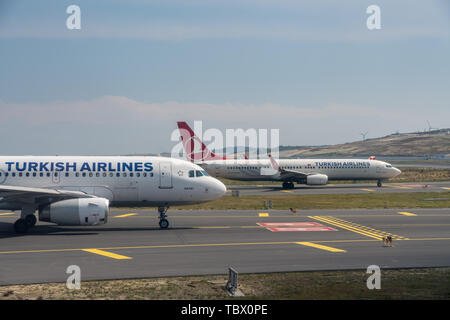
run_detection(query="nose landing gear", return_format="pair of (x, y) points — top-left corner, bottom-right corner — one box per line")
(158, 206), (170, 229)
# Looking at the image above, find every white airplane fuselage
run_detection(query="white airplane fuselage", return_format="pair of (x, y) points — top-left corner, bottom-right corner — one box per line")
(198, 159), (401, 182)
(0, 156), (226, 210)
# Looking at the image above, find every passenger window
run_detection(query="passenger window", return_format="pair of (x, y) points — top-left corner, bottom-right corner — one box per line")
(143, 173), (147, 177)
(82, 172), (86, 177)
(26, 172), (29, 177)
(33, 172), (37, 177)
(19, 173), (22, 177)
(116, 173), (120, 177)
(189, 170), (195, 178)
(96, 173), (100, 177)
(65, 173), (69, 177)
(76, 172), (79, 177)
(123, 173), (127, 177)
(136, 173), (141, 177)
(12, 173), (16, 177)
(130, 173), (134, 177)
(109, 172), (113, 177)
(103, 173), (107, 177)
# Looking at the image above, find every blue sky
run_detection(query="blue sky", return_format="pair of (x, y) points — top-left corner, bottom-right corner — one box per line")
(0, 0), (449, 155)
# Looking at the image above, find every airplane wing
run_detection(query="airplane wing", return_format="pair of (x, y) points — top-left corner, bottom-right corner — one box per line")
(268, 154), (310, 180)
(0, 185), (95, 205)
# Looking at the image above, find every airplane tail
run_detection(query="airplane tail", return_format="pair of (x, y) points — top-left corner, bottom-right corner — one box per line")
(177, 121), (228, 162)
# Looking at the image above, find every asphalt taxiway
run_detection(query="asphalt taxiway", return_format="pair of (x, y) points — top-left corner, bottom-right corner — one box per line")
(1, 207), (450, 285)
(228, 181), (450, 195)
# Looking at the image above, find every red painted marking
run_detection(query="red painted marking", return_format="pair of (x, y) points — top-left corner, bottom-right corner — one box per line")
(267, 227), (337, 232)
(258, 222), (323, 227)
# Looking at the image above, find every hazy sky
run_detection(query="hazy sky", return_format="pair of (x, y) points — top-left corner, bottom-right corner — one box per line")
(0, 0), (449, 155)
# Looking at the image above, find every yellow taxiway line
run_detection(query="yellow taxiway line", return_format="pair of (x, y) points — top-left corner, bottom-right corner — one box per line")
(0, 212), (16, 216)
(360, 189), (376, 192)
(398, 211), (418, 216)
(441, 187), (450, 190)
(114, 213), (138, 218)
(258, 213), (269, 217)
(1, 237), (450, 256)
(82, 249), (132, 260)
(296, 242), (346, 253)
(309, 216), (409, 240)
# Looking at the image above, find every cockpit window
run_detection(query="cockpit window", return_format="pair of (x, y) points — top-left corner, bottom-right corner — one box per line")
(196, 170), (203, 177)
(189, 170), (195, 178)
(386, 164), (392, 168)
(202, 170), (209, 176)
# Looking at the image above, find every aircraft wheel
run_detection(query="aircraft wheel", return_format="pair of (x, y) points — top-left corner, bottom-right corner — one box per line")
(159, 219), (169, 229)
(14, 219), (28, 234)
(25, 215), (37, 227)
(289, 182), (295, 189)
(377, 180), (382, 188)
(282, 182), (288, 189)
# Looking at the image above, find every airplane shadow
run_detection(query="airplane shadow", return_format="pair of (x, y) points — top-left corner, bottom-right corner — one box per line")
(0, 221), (194, 239)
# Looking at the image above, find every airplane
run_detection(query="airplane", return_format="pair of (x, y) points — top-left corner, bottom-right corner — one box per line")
(0, 156), (226, 233)
(177, 121), (402, 189)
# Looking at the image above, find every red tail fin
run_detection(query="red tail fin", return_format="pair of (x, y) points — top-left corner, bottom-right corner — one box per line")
(177, 121), (228, 162)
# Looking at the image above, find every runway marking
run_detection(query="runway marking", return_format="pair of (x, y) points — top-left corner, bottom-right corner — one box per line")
(82, 249), (132, 260)
(296, 242), (346, 253)
(2, 237), (450, 255)
(397, 211), (417, 216)
(385, 184), (412, 189)
(309, 216), (409, 240)
(258, 213), (269, 217)
(281, 190), (292, 193)
(0, 212), (15, 216)
(269, 227), (337, 232)
(441, 187), (450, 190)
(114, 213), (138, 218)
(258, 222), (323, 227)
(360, 189), (376, 192)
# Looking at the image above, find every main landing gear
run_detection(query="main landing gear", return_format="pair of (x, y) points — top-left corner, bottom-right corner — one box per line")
(13, 206), (38, 234)
(158, 206), (170, 229)
(282, 181), (295, 189)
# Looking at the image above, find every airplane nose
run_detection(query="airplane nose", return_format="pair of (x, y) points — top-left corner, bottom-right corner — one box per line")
(394, 167), (401, 176)
(208, 178), (227, 198)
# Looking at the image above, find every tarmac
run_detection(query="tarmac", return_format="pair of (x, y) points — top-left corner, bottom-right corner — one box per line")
(228, 181), (450, 195)
(1, 207), (450, 285)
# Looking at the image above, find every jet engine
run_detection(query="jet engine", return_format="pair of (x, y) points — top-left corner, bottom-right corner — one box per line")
(306, 174), (328, 185)
(39, 198), (109, 226)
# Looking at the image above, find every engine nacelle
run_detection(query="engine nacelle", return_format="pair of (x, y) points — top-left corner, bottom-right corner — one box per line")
(306, 174), (328, 185)
(39, 198), (109, 226)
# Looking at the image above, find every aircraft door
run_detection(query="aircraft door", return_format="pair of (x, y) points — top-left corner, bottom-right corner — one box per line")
(52, 171), (60, 184)
(159, 162), (173, 189)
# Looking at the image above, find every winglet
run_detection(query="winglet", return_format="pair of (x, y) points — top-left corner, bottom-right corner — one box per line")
(268, 154), (281, 172)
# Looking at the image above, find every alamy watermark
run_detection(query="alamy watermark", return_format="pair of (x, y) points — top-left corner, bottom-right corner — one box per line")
(170, 121), (279, 162)
(366, 265), (381, 290)
(66, 265), (81, 290)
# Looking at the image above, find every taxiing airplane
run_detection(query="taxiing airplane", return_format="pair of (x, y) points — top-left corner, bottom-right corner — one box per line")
(0, 156), (226, 233)
(177, 121), (401, 189)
